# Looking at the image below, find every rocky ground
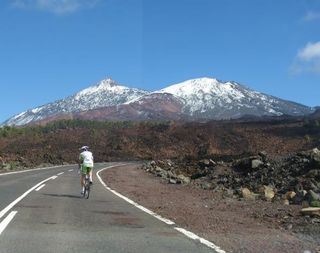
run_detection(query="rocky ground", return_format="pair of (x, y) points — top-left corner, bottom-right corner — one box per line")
(102, 151), (320, 253)
(0, 117), (320, 171)
(1, 117), (319, 251)
(141, 148), (320, 209)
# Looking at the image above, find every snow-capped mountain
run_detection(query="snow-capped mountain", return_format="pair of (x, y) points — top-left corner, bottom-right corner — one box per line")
(3, 78), (149, 126)
(2, 77), (314, 126)
(155, 78), (313, 119)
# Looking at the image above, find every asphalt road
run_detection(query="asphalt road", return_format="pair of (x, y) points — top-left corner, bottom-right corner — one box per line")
(0, 163), (219, 253)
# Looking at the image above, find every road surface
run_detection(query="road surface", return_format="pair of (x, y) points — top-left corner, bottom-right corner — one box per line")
(0, 163), (220, 253)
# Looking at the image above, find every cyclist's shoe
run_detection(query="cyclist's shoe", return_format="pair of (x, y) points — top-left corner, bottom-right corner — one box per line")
(81, 190), (84, 195)
(90, 181), (93, 185)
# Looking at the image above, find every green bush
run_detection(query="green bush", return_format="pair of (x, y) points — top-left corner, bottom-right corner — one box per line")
(0, 119), (170, 140)
(311, 200), (320, 207)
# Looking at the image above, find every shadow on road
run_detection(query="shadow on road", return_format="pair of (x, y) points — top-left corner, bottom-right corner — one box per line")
(42, 193), (82, 199)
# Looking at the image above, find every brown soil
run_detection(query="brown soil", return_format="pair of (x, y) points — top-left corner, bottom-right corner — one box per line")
(1, 118), (320, 169)
(102, 164), (320, 253)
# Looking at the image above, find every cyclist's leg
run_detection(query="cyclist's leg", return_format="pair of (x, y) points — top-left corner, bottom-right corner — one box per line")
(89, 167), (93, 183)
(80, 165), (87, 193)
(87, 167), (93, 183)
(80, 175), (85, 194)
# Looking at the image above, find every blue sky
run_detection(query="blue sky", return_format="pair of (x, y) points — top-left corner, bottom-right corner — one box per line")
(0, 0), (319, 122)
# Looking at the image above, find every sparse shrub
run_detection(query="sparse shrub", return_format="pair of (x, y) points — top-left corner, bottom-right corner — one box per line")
(304, 135), (311, 143)
(9, 162), (17, 170)
(311, 200), (320, 207)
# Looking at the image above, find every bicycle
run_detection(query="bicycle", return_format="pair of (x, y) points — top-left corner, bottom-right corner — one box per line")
(82, 173), (90, 199)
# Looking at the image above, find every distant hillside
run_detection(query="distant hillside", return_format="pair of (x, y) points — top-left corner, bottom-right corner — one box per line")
(0, 117), (319, 169)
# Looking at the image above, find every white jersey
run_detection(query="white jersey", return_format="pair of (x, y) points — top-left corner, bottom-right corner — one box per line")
(79, 150), (94, 167)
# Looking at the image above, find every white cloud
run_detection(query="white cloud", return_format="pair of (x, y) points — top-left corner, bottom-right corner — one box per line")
(304, 11), (320, 21)
(11, 0), (99, 14)
(298, 42), (320, 61)
(291, 42), (320, 74)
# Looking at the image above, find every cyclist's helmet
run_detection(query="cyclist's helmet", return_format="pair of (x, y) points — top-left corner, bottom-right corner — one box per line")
(80, 146), (89, 151)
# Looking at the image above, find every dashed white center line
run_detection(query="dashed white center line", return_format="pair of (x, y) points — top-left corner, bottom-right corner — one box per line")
(0, 211), (18, 235)
(35, 184), (46, 192)
(57, 172), (64, 176)
(68, 169), (73, 172)
(0, 176), (56, 220)
(0, 168), (72, 236)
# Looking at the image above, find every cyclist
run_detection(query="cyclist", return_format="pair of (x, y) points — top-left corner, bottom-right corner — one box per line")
(79, 146), (94, 195)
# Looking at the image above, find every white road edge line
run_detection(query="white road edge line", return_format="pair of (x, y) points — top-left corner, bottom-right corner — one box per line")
(0, 176), (56, 219)
(0, 165), (71, 177)
(97, 165), (175, 225)
(57, 172), (64, 176)
(0, 211), (18, 235)
(174, 227), (226, 253)
(35, 184), (46, 192)
(97, 165), (227, 252)
(51, 176), (58, 180)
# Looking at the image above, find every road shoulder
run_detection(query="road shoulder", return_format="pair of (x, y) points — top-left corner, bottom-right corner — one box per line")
(101, 164), (319, 253)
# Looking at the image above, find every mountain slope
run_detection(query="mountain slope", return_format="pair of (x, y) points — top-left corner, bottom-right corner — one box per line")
(29, 93), (185, 124)
(156, 78), (313, 119)
(2, 77), (314, 126)
(4, 79), (149, 126)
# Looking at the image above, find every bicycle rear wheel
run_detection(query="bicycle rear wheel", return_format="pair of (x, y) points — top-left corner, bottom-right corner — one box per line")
(85, 184), (90, 199)
(84, 177), (90, 199)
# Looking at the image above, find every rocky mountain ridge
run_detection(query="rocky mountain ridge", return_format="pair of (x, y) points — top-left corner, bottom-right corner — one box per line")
(3, 77), (315, 126)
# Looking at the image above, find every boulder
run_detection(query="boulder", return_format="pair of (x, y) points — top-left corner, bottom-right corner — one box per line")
(302, 201), (310, 208)
(258, 151), (268, 161)
(177, 174), (191, 184)
(169, 179), (179, 184)
(209, 159), (216, 166)
(311, 148), (320, 163)
(154, 166), (162, 172)
(198, 159), (216, 168)
(191, 171), (207, 179)
(292, 190), (307, 204)
(201, 181), (215, 190)
(308, 190), (320, 201)
(283, 191), (296, 200)
(199, 159), (210, 166)
(258, 185), (275, 201)
(306, 170), (320, 178)
(301, 148), (320, 166)
(300, 207), (320, 217)
(309, 181), (320, 192)
(251, 159), (264, 169)
(166, 159), (173, 167)
(223, 188), (235, 198)
(154, 166), (168, 178)
(232, 156), (259, 171)
(283, 199), (290, 205)
(241, 188), (256, 200)
(167, 170), (176, 179)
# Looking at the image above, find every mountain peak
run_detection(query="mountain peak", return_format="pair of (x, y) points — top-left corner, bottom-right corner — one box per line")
(157, 77), (240, 96)
(75, 78), (127, 98)
(97, 78), (119, 87)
